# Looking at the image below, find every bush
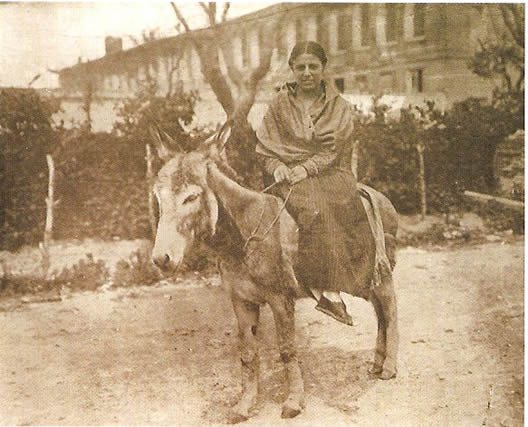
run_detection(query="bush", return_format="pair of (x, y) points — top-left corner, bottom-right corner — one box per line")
(52, 253), (110, 291)
(53, 132), (152, 241)
(113, 77), (202, 150)
(112, 249), (161, 288)
(0, 253), (109, 296)
(0, 81), (208, 250)
(475, 201), (524, 234)
(0, 88), (62, 249)
(355, 98), (521, 215)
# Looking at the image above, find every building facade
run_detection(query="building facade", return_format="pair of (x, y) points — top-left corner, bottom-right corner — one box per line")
(58, 3), (497, 131)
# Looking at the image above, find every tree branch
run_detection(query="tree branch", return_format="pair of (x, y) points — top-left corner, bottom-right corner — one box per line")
(192, 32), (235, 115)
(499, 5), (523, 48)
(199, 2), (216, 25)
(510, 4), (524, 42)
(232, 16), (284, 121)
(515, 68), (524, 92)
(170, 2), (191, 32)
(221, 3), (230, 22)
(218, 34), (244, 91)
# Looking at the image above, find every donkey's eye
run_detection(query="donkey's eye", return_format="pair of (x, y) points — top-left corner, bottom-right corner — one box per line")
(183, 193), (199, 205)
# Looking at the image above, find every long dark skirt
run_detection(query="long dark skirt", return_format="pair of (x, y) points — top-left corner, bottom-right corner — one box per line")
(275, 168), (375, 295)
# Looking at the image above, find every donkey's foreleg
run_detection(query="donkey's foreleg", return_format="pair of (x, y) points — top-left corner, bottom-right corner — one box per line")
(268, 294), (304, 419)
(229, 295), (261, 423)
(373, 280), (399, 380)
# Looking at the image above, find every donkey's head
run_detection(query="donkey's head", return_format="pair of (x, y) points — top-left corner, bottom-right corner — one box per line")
(150, 124), (232, 272)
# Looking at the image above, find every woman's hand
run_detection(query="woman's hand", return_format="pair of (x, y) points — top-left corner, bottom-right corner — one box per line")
(273, 164), (291, 183)
(288, 165), (308, 185)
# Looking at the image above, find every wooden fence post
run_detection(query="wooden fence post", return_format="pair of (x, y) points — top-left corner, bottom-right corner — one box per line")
(146, 144), (157, 240)
(39, 154), (57, 277)
(416, 142), (427, 220)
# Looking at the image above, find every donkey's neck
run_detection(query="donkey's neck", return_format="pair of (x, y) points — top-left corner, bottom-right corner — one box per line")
(207, 162), (264, 213)
(206, 162), (270, 243)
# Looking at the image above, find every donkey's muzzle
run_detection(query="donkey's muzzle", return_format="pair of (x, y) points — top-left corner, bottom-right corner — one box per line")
(153, 253), (173, 271)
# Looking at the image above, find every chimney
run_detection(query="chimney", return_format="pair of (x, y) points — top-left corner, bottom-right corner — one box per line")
(105, 36), (123, 56)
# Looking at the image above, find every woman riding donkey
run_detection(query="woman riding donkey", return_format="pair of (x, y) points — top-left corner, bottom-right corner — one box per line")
(256, 41), (375, 325)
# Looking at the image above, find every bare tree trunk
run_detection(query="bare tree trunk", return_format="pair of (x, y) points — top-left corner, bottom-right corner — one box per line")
(170, 2), (286, 123)
(39, 154), (56, 277)
(146, 144), (157, 239)
(416, 142), (427, 220)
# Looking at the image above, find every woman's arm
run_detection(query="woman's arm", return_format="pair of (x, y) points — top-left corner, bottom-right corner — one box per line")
(257, 153), (287, 177)
(300, 134), (338, 176)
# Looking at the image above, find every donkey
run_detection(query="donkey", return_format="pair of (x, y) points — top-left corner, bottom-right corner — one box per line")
(150, 123), (399, 423)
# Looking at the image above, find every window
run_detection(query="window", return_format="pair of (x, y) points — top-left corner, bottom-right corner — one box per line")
(360, 4), (370, 46)
(414, 4), (425, 37)
(385, 4), (397, 42)
(355, 75), (368, 94)
(295, 18), (304, 43)
(337, 13), (350, 51)
(410, 69), (424, 93)
(316, 14), (325, 45)
(379, 72), (395, 93)
(334, 78), (345, 93)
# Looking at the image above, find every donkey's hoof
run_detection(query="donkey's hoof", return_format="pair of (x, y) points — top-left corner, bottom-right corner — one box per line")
(281, 405), (302, 419)
(369, 364), (383, 375)
(226, 411), (249, 424)
(379, 368), (397, 380)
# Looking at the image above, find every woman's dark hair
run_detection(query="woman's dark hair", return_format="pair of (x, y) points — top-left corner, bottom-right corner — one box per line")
(288, 41), (328, 69)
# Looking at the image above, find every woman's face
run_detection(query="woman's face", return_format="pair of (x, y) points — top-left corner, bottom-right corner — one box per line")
(291, 53), (324, 94)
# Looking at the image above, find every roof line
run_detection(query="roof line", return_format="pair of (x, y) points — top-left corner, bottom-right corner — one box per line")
(59, 2), (300, 74)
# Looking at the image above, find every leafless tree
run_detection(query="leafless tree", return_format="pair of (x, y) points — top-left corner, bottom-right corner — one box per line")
(470, 4), (524, 118)
(170, 2), (285, 126)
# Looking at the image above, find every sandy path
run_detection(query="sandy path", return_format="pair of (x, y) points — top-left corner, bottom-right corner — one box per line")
(0, 241), (523, 426)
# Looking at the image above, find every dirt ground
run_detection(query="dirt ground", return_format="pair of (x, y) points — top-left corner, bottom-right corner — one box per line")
(0, 240), (523, 426)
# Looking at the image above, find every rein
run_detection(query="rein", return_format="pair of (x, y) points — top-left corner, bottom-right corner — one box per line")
(242, 183), (293, 252)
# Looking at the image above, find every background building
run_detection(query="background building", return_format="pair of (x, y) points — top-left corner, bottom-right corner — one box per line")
(58, 3), (497, 131)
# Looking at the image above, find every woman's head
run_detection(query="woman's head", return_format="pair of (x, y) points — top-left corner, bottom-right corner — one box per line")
(288, 41), (328, 69)
(288, 41), (327, 94)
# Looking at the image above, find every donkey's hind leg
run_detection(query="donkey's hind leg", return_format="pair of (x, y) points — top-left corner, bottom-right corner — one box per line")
(268, 293), (304, 419)
(372, 280), (399, 380)
(229, 294), (261, 424)
(369, 293), (387, 375)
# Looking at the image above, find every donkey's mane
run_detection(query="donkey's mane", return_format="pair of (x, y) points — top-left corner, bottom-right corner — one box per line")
(203, 201), (246, 259)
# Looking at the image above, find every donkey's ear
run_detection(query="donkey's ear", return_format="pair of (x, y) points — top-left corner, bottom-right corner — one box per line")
(149, 126), (183, 161)
(216, 121), (232, 152)
(203, 121), (232, 159)
(204, 188), (218, 237)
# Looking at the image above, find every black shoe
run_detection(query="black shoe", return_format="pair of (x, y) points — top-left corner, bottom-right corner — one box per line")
(315, 295), (354, 326)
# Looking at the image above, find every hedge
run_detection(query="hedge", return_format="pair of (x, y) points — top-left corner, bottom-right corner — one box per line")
(1, 89), (522, 250)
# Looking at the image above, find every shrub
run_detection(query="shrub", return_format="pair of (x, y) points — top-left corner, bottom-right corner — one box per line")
(474, 201), (524, 234)
(112, 249), (161, 288)
(53, 132), (152, 241)
(0, 88), (62, 249)
(113, 77), (201, 150)
(0, 272), (59, 297)
(355, 98), (521, 215)
(441, 98), (520, 192)
(52, 253), (110, 291)
(0, 253), (109, 296)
